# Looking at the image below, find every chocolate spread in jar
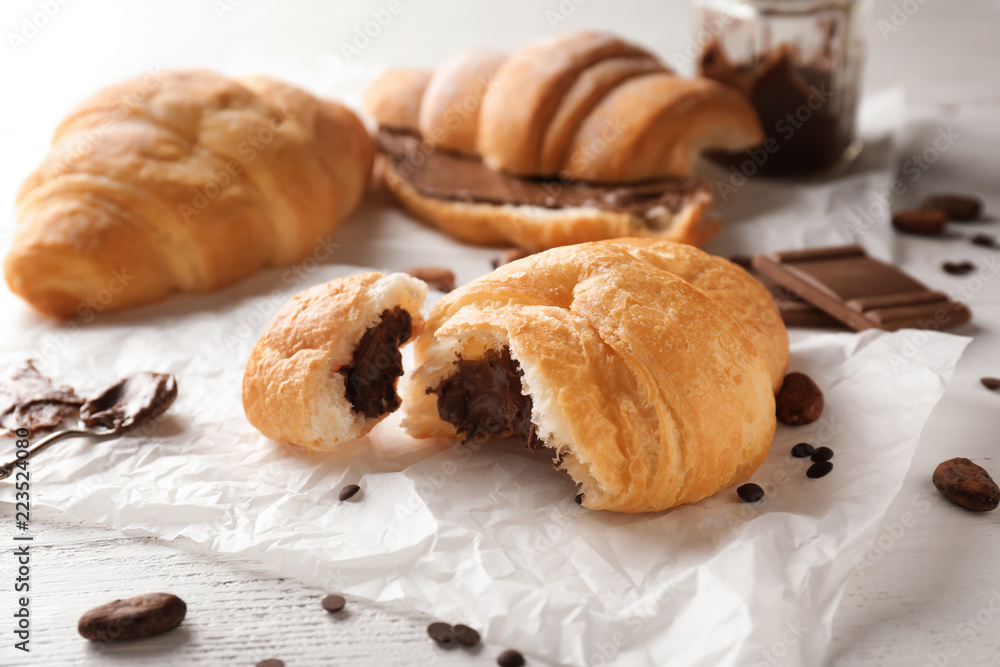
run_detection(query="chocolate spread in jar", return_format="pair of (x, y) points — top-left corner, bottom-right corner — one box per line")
(0, 360), (83, 435)
(700, 39), (858, 176)
(377, 129), (708, 225)
(430, 347), (542, 449)
(81, 372), (178, 431)
(340, 307), (413, 419)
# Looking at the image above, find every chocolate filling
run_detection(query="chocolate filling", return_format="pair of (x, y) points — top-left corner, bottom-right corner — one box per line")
(377, 129), (706, 225)
(341, 307), (413, 419)
(430, 347), (542, 449)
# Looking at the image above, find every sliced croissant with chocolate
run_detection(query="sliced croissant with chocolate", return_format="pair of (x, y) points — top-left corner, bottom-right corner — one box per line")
(364, 31), (763, 252)
(242, 273), (426, 451)
(401, 239), (788, 513)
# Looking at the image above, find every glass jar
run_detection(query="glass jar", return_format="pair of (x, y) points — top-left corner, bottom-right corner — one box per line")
(693, 0), (870, 177)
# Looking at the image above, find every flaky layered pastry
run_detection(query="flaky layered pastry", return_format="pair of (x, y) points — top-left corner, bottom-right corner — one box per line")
(242, 273), (427, 451)
(364, 31), (763, 251)
(5, 70), (374, 318)
(401, 239), (788, 513)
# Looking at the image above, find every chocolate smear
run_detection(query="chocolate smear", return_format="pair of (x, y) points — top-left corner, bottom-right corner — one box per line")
(0, 360), (83, 435)
(81, 372), (177, 432)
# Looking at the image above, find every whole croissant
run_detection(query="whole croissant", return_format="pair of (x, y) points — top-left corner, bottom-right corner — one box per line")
(5, 70), (374, 319)
(401, 238), (789, 513)
(364, 31), (763, 251)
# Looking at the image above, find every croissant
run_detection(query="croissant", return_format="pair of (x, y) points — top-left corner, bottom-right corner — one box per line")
(364, 31), (763, 251)
(5, 70), (374, 319)
(401, 238), (789, 513)
(242, 272), (427, 451)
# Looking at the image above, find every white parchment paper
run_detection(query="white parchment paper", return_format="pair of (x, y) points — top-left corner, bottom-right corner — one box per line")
(0, 264), (969, 666)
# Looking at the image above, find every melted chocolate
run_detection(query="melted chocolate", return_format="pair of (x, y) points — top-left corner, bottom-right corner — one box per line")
(341, 307), (413, 419)
(700, 41), (856, 176)
(81, 372), (178, 431)
(0, 360), (83, 435)
(430, 348), (541, 448)
(377, 129), (706, 222)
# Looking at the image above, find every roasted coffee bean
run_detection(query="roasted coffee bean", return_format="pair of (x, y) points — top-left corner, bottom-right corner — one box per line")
(933, 458), (1000, 511)
(923, 194), (983, 221)
(339, 484), (361, 502)
(971, 234), (997, 248)
(892, 209), (948, 236)
(404, 266), (456, 292)
(806, 461), (834, 478)
(791, 443), (816, 458)
(427, 621), (455, 647)
(775, 372), (824, 426)
(256, 660), (285, 667)
(321, 594), (346, 612)
(811, 446), (834, 462)
(981, 377), (1000, 390)
(78, 593), (186, 642)
(942, 261), (975, 276)
(492, 248), (532, 269)
(453, 624), (481, 647)
(737, 483), (765, 503)
(497, 649), (526, 667)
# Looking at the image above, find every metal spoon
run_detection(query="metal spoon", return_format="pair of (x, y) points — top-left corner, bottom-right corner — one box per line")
(0, 425), (118, 481)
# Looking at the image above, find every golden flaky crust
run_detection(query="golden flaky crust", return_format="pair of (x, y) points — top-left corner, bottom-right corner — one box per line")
(401, 239), (788, 513)
(5, 70), (374, 319)
(383, 159), (719, 251)
(242, 272), (427, 451)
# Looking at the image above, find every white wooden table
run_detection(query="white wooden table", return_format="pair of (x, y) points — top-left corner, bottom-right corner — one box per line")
(2, 1), (1000, 665)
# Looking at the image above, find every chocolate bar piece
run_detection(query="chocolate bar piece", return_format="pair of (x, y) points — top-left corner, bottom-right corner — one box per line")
(752, 245), (972, 331)
(732, 255), (843, 328)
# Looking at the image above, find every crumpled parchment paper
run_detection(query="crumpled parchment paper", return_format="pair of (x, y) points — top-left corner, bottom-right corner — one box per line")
(0, 264), (968, 665)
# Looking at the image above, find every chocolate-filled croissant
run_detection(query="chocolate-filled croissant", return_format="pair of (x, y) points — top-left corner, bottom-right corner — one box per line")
(364, 31), (763, 251)
(401, 239), (788, 513)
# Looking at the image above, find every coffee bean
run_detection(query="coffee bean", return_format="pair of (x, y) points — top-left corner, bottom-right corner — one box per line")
(791, 443), (816, 458)
(923, 194), (983, 221)
(942, 261), (975, 276)
(497, 649), (526, 667)
(892, 209), (947, 236)
(775, 372), (824, 426)
(256, 660), (285, 667)
(981, 377), (1000, 390)
(339, 484), (361, 502)
(806, 461), (833, 479)
(933, 458), (1000, 512)
(427, 621), (455, 647)
(971, 234), (997, 248)
(737, 483), (764, 503)
(453, 624), (481, 647)
(403, 267), (456, 292)
(493, 248), (532, 269)
(78, 593), (186, 642)
(811, 447), (834, 462)
(806, 461), (833, 478)
(321, 594), (346, 612)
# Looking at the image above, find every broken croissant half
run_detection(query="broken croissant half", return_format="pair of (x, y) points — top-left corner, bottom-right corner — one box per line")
(242, 272), (427, 451)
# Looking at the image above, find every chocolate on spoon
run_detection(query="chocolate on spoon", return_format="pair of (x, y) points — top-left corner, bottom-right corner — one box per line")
(0, 371), (178, 481)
